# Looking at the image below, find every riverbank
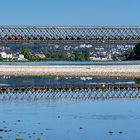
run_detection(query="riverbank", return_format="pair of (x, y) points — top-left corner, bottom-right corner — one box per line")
(0, 65), (140, 78)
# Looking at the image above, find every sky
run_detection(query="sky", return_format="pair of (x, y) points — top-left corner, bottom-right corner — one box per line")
(0, 0), (140, 26)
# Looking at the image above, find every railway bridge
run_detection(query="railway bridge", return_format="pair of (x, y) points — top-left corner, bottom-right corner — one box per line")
(0, 26), (140, 44)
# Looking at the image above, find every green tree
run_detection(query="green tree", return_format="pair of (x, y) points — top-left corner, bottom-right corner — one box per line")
(0, 54), (3, 60)
(73, 51), (85, 61)
(69, 54), (75, 61)
(82, 49), (90, 61)
(21, 48), (33, 60)
(134, 42), (140, 60)
(58, 52), (67, 59)
(112, 54), (118, 61)
(124, 48), (135, 60)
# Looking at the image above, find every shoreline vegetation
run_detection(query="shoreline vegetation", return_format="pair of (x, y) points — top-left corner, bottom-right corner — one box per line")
(0, 42), (140, 62)
(0, 65), (140, 78)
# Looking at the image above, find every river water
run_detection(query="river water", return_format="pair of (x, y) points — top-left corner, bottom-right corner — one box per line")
(0, 61), (140, 66)
(1, 99), (140, 140)
(0, 75), (140, 140)
(0, 76), (137, 87)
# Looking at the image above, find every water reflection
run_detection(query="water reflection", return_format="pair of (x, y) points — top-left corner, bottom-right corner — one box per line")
(0, 76), (137, 87)
(135, 79), (140, 85)
(0, 76), (140, 140)
(0, 84), (139, 101)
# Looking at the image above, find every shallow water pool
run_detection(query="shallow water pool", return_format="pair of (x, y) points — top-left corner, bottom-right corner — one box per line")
(0, 99), (140, 140)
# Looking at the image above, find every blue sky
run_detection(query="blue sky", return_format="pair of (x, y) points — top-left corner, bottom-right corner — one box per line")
(0, 0), (139, 26)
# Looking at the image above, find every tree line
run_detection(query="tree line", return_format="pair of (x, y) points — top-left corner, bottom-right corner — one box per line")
(122, 43), (140, 60)
(22, 48), (90, 61)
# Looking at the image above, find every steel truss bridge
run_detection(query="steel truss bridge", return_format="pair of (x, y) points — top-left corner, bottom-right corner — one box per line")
(0, 26), (140, 44)
(0, 84), (140, 101)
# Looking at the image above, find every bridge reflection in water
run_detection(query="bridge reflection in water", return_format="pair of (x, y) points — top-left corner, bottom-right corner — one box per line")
(0, 84), (140, 101)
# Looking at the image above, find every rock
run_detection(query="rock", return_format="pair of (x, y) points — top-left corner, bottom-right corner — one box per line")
(0, 129), (4, 132)
(15, 138), (23, 140)
(108, 131), (113, 135)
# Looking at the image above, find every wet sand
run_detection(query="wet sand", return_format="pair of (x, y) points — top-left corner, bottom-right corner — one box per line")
(0, 65), (140, 77)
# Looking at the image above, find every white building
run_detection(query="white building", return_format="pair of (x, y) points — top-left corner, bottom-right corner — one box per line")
(0, 52), (26, 61)
(89, 57), (102, 61)
(6, 54), (13, 59)
(0, 52), (13, 59)
(18, 54), (25, 61)
(0, 52), (7, 59)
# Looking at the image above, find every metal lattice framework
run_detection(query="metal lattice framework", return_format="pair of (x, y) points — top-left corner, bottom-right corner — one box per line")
(0, 26), (140, 44)
(0, 85), (140, 101)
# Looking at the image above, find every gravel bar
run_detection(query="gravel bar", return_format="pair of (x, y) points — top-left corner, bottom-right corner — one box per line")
(0, 65), (140, 78)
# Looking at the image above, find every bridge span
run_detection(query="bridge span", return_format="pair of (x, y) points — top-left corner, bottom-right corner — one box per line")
(0, 26), (140, 44)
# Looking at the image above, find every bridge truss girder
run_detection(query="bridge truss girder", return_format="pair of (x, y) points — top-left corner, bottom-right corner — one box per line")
(0, 26), (140, 44)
